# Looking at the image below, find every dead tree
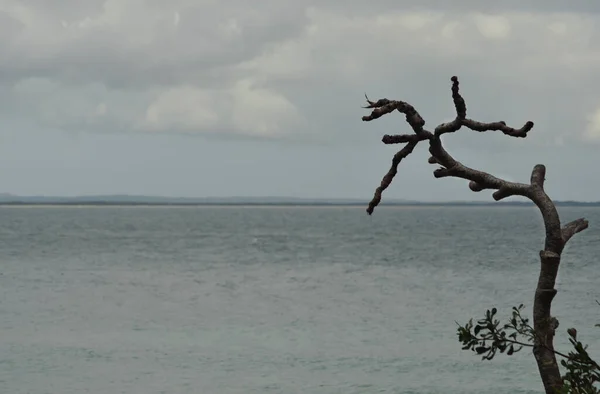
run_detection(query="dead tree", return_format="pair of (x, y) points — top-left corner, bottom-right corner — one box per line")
(361, 76), (589, 394)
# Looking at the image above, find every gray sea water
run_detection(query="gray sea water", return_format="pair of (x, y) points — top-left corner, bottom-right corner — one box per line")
(0, 205), (598, 394)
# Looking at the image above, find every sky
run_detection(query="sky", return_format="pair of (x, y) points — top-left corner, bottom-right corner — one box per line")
(0, 1), (599, 201)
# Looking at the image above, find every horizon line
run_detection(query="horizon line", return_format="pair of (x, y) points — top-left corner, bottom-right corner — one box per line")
(0, 195), (598, 207)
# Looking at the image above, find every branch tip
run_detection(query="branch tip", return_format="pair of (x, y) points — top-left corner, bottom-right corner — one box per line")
(450, 76), (467, 119)
(530, 164), (546, 188)
(366, 141), (419, 214)
(433, 167), (453, 178)
(363, 93), (375, 108)
(562, 218), (589, 244)
(383, 133), (429, 145)
(492, 187), (514, 201)
(469, 181), (485, 192)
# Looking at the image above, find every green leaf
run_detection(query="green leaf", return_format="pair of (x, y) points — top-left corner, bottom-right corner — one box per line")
(475, 347), (488, 354)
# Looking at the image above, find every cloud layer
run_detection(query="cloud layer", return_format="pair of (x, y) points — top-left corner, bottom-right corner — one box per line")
(2, 1), (600, 143)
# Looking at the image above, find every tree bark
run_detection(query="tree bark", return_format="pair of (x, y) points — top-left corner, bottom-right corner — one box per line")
(529, 168), (564, 393)
(533, 250), (562, 393)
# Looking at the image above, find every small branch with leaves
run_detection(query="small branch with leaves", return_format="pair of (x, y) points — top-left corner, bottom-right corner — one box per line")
(457, 306), (600, 392)
(457, 305), (533, 361)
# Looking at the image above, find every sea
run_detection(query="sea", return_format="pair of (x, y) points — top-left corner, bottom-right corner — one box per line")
(1, 205), (598, 394)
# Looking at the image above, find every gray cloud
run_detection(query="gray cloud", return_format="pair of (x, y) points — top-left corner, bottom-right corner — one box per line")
(0, 1), (599, 199)
(319, 0), (600, 14)
(3, 1), (600, 140)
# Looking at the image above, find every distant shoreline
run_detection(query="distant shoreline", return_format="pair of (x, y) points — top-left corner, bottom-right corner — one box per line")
(0, 201), (598, 207)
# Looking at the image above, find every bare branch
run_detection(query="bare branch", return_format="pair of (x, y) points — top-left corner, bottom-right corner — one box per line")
(530, 164), (546, 189)
(366, 141), (419, 215)
(428, 156), (441, 165)
(562, 218), (589, 244)
(362, 96), (428, 135)
(451, 75), (467, 120)
(462, 119), (534, 137)
(468, 181), (487, 192)
(382, 133), (428, 145)
(362, 76), (542, 213)
(433, 76), (534, 138)
(433, 76), (465, 136)
(429, 139), (531, 201)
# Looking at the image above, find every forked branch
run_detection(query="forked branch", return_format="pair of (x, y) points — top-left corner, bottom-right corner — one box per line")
(363, 76), (538, 214)
(361, 76), (590, 394)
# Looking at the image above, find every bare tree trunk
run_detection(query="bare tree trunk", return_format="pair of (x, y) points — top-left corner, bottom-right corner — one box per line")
(532, 208), (589, 393)
(534, 250), (563, 392)
(360, 76), (588, 393)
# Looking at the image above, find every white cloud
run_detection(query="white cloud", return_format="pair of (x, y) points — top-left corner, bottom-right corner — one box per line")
(240, 9), (600, 87)
(135, 80), (302, 137)
(230, 79), (301, 137)
(141, 87), (220, 132)
(95, 103), (107, 116)
(473, 14), (511, 39)
(584, 106), (600, 141)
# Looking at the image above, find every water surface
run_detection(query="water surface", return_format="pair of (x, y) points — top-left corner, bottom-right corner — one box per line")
(1, 206), (598, 393)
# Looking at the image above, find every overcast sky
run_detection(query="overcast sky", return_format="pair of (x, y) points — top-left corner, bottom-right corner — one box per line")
(0, 1), (599, 201)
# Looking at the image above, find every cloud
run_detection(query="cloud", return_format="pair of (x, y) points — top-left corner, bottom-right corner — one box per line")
(137, 78), (302, 137)
(584, 106), (600, 141)
(141, 86), (220, 133)
(472, 14), (511, 39)
(1, 1), (600, 142)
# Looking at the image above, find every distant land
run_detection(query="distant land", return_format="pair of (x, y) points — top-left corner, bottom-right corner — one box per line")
(0, 193), (598, 207)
